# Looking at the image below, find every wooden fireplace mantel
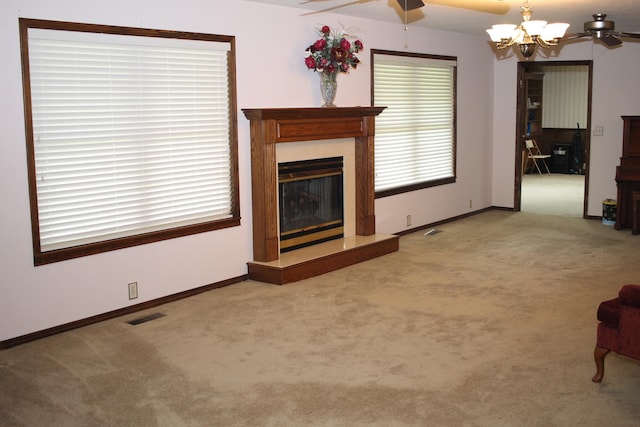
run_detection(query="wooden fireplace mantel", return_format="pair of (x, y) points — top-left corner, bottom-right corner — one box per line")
(242, 107), (386, 142)
(242, 106), (398, 284)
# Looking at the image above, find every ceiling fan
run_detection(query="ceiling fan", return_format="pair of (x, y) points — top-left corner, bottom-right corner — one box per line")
(567, 13), (640, 47)
(301, 0), (509, 15)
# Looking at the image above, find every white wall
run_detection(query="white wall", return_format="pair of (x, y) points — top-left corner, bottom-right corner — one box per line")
(491, 41), (640, 214)
(0, 0), (495, 341)
(4, 0), (640, 343)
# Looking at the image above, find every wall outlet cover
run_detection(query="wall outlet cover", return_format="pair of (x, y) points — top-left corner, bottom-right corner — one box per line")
(128, 282), (138, 300)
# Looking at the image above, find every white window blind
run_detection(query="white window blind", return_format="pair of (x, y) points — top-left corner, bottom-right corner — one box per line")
(541, 65), (588, 129)
(27, 27), (235, 253)
(373, 53), (456, 194)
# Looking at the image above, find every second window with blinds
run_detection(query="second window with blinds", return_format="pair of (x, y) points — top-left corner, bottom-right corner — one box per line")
(371, 50), (457, 198)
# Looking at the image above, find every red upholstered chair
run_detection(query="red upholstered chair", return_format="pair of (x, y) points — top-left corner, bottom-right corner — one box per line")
(592, 284), (640, 382)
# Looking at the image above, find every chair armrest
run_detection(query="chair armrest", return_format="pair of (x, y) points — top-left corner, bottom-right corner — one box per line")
(597, 298), (621, 328)
(619, 284), (640, 307)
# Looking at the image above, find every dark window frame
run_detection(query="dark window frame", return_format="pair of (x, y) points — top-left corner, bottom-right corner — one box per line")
(371, 49), (457, 198)
(19, 18), (240, 265)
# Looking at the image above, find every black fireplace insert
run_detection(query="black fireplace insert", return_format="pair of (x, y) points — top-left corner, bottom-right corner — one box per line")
(278, 157), (344, 252)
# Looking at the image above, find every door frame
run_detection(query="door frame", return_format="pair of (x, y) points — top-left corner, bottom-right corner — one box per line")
(514, 60), (593, 217)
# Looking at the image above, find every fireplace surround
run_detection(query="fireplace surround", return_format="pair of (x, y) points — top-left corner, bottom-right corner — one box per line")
(242, 107), (399, 284)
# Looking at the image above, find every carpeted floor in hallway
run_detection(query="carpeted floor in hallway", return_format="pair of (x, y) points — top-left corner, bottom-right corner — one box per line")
(521, 172), (585, 217)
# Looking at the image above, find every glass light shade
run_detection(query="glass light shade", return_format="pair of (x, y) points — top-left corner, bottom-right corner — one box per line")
(521, 20), (547, 36)
(513, 28), (526, 44)
(486, 28), (502, 42)
(541, 22), (570, 41)
(488, 24), (517, 41)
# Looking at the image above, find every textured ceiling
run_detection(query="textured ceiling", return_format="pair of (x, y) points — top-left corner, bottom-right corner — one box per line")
(245, 0), (640, 38)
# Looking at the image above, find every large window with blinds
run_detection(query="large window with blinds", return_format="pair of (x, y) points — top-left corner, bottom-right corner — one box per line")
(19, 19), (240, 265)
(371, 50), (457, 197)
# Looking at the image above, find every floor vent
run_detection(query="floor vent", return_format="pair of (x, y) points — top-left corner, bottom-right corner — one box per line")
(127, 312), (166, 325)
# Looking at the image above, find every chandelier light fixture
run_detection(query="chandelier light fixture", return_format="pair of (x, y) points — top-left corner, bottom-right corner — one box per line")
(486, 1), (570, 57)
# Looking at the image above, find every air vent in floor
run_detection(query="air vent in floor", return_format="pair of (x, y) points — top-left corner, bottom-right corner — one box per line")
(127, 312), (166, 325)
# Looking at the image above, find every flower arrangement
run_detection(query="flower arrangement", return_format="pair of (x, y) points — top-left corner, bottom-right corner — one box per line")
(304, 25), (363, 75)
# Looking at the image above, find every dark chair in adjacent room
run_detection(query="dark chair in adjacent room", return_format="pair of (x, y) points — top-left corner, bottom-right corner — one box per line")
(592, 284), (640, 382)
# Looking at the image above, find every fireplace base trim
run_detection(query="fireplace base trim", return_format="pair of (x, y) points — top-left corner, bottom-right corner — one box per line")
(247, 234), (399, 285)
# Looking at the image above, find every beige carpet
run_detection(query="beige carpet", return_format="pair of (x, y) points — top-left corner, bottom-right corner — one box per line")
(522, 173), (585, 217)
(1, 210), (640, 426)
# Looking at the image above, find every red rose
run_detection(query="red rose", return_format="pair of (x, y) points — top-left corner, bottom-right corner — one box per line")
(339, 38), (351, 51)
(354, 40), (363, 51)
(325, 63), (336, 73)
(321, 25), (330, 34)
(313, 39), (327, 51)
(341, 63), (349, 72)
(305, 56), (317, 69)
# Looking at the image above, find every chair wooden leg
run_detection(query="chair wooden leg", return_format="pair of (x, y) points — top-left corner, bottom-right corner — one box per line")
(592, 346), (610, 383)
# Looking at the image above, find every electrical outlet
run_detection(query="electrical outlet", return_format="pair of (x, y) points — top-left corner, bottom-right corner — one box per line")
(406, 215), (411, 227)
(593, 126), (604, 136)
(128, 282), (138, 300)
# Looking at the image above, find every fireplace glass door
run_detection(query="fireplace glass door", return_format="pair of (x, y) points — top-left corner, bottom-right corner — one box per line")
(278, 157), (344, 252)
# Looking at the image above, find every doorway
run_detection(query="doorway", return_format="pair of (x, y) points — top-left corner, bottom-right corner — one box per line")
(514, 60), (592, 217)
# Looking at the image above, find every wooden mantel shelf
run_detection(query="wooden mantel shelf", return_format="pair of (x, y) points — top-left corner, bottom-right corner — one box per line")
(242, 106), (386, 120)
(243, 106), (398, 285)
(242, 107), (386, 143)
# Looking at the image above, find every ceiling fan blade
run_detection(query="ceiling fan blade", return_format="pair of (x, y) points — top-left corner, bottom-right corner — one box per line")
(562, 32), (593, 42)
(300, 0), (373, 16)
(618, 32), (640, 40)
(429, 0), (509, 15)
(599, 33), (623, 46)
(395, 0), (425, 11)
